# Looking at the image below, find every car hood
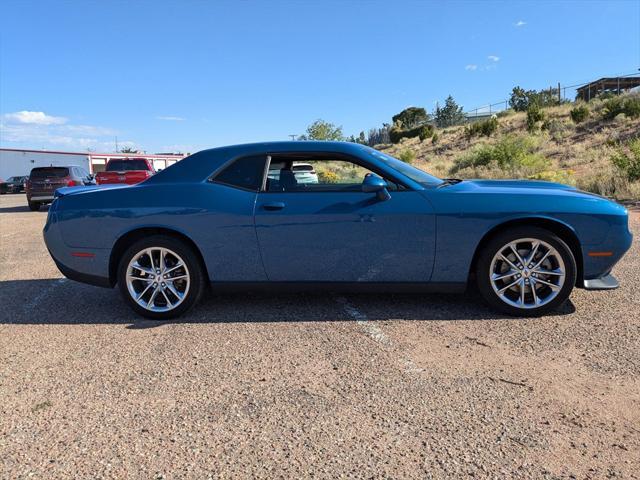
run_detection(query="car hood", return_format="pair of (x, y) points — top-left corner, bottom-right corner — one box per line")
(464, 179), (577, 191)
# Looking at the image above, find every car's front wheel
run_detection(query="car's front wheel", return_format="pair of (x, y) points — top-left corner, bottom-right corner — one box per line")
(28, 201), (40, 211)
(476, 227), (576, 316)
(117, 235), (205, 320)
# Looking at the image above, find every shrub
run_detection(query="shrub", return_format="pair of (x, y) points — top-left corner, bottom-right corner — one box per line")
(418, 125), (434, 141)
(602, 95), (640, 120)
(451, 134), (550, 177)
(570, 104), (589, 123)
(431, 132), (439, 144)
(497, 109), (514, 118)
(611, 138), (640, 181)
(389, 124), (433, 143)
(398, 148), (416, 164)
(317, 169), (339, 183)
(542, 118), (570, 142)
(465, 116), (499, 138)
(526, 104), (545, 131)
(528, 169), (574, 185)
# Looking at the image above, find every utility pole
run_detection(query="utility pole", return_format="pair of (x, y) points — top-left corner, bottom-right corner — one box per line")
(557, 82), (561, 103)
(289, 134), (297, 141)
(115, 136), (119, 152)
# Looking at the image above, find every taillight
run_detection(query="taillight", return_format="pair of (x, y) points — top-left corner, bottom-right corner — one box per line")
(67, 179), (78, 187)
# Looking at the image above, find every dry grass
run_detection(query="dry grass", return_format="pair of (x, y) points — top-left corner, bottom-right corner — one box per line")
(377, 95), (640, 200)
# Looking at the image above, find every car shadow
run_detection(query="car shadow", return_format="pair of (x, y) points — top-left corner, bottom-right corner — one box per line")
(0, 278), (576, 329)
(0, 204), (49, 213)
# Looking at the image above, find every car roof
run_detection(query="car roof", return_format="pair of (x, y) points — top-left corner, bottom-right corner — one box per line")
(145, 141), (377, 185)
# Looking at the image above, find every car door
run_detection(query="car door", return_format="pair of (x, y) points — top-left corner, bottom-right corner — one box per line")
(254, 154), (436, 282)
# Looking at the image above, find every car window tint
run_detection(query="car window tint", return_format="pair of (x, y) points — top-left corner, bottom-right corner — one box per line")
(213, 155), (266, 191)
(266, 158), (391, 193)
(30, 167), (69, 179)
(107, 159), (149, 171)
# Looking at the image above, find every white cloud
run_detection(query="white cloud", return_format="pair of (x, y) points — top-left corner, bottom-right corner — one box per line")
(515, 20), (526, 27)
(465, 64), (478, 71)
(488, 55), (500, 62)
(156, 116), (185, 121)
(0, 110), (133, 152)
(3, 111), (67, 125)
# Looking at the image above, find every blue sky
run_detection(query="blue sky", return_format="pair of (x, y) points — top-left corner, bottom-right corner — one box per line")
(1, 0), (639, 153)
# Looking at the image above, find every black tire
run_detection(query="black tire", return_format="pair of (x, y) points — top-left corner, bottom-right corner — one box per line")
(28, 201), (40, 211)
(117, 235), (206, 320)
(476, 226), (577, 317)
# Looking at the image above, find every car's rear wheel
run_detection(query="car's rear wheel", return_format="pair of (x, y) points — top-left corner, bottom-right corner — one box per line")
(476, 227), (576, 316)
(117, 235), (205, 320)
(28, 201), (40, 211)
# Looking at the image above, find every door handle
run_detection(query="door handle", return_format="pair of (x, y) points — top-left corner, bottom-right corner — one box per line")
(262, 202), (285, 211)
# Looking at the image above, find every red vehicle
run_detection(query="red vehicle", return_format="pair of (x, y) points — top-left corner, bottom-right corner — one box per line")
(95, 157), (155, 185)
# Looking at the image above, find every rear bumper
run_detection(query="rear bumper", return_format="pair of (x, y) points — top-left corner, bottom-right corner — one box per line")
(43, 208), (113, 288)
(50, 254), (113, 287)
(30, 195), (55, 202)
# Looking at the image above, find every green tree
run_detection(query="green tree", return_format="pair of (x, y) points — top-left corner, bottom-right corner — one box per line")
(120, 146), (138, 153)
(435, 96), (465, 127)
(392, 107), (429, 129)
(510, 86), (558, 111)
(509, 86), (534, 111)
(300, 119), (344, 141)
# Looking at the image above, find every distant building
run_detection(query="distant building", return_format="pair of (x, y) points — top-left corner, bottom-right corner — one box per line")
(576, 76), (640, 101)
(0, 148), (187, 179)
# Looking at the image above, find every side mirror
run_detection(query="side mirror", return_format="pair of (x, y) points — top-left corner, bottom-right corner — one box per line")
(362, 174), (391, 201)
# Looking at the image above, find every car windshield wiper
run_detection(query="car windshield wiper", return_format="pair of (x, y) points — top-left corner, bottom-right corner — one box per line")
(438, 178), (463, 188)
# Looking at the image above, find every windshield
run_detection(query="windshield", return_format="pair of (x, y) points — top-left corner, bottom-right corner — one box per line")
(366, 148), (442, 187)
(106, 159), (149, 171)
(30, 167), (69, 179)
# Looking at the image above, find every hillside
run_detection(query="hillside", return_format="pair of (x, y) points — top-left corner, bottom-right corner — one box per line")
(377, 94), (640, 201)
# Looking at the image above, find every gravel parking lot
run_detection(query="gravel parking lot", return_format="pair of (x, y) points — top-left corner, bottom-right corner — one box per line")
(1, 192), (639, 479)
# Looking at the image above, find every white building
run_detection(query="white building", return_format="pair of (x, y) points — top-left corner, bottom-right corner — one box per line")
(0, 148), (188, 179)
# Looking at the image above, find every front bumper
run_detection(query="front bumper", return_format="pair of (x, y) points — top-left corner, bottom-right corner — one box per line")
(583, 274), (619, 290)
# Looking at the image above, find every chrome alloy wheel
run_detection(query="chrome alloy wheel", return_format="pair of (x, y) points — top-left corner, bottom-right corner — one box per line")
(125, 247), (191, 313)
(489, 238), (566, 310)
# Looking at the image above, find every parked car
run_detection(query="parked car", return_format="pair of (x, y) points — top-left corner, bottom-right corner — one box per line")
(268, 162), (318, 185)
(26, 166), (95, 211)
(95, 157), (155, 185)
(0, 178), (6, 194)
(44, 142), (632, 320)
(2, 176), (29, 193)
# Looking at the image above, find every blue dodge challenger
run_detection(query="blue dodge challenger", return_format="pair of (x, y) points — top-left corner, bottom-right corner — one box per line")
(44, 141), (632, 319)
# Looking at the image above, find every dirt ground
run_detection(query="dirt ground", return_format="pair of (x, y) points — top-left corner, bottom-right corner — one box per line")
(1, 193), (638, 479)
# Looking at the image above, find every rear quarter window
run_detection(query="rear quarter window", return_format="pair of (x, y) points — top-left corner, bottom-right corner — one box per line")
(212, 155), (266, 191)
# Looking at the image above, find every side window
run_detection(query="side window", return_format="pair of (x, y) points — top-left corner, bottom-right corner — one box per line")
(266, 157), (400, 192)
(212, 155), (266, 191)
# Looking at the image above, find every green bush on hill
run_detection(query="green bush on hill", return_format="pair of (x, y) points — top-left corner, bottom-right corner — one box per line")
(465, 116), (499, 138)
(390, 124), (433, 143)
(451, 134), (550, 176)
(611, 138), (640, 181)
(526, 104), (545, 132)
(570, 104), (589, 123)
(603, 95), (640, 120)
(398, 148), (416, 164)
